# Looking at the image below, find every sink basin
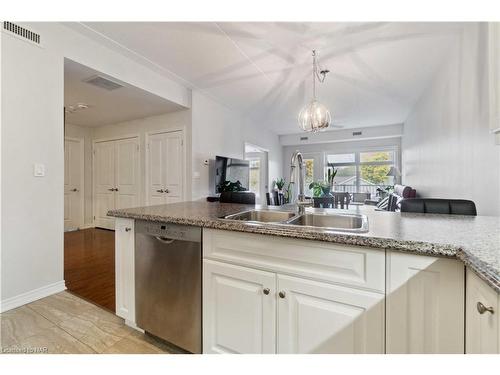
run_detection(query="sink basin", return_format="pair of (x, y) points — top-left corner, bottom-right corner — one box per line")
(224, 209), (296, 223)
(286, 213), (369, 232)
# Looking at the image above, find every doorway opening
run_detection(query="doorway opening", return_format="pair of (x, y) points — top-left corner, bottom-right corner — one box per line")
(244, 143), (269, 205)
(63, 58), (187, 312)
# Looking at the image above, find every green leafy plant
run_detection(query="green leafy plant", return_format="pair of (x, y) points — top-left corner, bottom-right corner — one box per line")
(274, 178), (286, 191)
(326, 165), (338, 187)
(308, 181), (330, 197)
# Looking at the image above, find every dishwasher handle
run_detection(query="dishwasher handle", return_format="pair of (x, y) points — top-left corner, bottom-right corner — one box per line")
(155, 236), (176, 245)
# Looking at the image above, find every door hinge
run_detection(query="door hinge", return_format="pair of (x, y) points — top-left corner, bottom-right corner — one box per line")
(93, 215), (95, 220)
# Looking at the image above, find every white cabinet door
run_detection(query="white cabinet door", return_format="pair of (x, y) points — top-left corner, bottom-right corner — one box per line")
(115, 218), (135, 325)
(147, 130), (183, 205)
(114, 138), (140, 210)
(203, 260), (276, 354)
(64, 138), (83, 231)
(277, 274), (384, 354)
(386, 252), (464, 353)
(466, 269), (499, 353)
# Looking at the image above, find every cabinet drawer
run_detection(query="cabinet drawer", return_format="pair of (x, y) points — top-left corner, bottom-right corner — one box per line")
(203, 229), (385, 292)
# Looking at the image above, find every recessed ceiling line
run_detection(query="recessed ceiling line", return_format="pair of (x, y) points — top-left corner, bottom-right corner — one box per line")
(214, 22), (272, 83)
(72, 22), (244, 116)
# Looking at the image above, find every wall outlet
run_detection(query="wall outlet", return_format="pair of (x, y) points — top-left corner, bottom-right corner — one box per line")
(33, 163), (45, 177)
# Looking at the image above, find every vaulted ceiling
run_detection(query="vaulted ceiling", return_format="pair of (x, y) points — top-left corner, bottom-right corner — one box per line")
(67, 22), (466, 134)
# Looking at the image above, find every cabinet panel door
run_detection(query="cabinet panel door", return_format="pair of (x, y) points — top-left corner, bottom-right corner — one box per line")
(203, 260), (276, 354)
(115, 218), (135, 324)
(386, 252), (464, 353)
(277, 274), (385, 354)
(466, 269), (499, 353)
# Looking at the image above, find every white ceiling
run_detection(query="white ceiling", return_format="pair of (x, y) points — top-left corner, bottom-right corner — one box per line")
(64, 59), (185, 127)
(69, 22), (466, 133)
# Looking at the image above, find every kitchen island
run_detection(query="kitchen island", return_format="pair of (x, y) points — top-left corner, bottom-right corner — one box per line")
(108, 201), (500, 354)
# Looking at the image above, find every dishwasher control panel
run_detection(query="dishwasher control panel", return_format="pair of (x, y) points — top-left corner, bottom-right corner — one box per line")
(135, 220), (202, 243)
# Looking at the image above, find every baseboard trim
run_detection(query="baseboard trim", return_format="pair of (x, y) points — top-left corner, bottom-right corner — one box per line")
(80, 224), (95, 230)
(0, 280), (66, 313)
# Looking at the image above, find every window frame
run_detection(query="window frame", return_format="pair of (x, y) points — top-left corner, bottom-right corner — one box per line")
(324, 146), (400, 194)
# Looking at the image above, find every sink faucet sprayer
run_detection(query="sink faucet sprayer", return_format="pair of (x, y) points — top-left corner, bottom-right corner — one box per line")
(290, 150), (313, 215)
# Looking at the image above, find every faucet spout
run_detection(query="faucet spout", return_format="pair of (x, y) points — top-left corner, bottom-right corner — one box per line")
(290, 150), (312, 214)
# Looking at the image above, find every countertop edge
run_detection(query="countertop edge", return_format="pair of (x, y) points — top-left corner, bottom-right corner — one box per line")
(108, 209), (500, 293)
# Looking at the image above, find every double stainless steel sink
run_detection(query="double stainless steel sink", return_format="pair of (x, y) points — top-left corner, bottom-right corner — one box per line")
(222, 209), (369, 233)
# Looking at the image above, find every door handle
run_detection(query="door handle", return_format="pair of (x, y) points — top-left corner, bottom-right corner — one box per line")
(108, 188), (114, 191)
(155, 236), (176, 244)
(477, 302), (495, 314)
(71, 188), (78, 192)
(156, 189), (165, 193)
(115, 188), (119, 192)
(164, 188), (169, 193)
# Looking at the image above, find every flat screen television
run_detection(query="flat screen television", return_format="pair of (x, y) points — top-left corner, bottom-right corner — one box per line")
(213, 156), (250, 194)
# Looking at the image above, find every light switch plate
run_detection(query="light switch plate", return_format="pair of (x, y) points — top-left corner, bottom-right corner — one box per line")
(34, 163), (45, 177)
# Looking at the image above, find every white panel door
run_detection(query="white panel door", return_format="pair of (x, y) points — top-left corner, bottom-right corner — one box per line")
(114, 138), (140, 210)
(203, 260), (276, 354)
(93, 141), (116, 229)
(64, 138), (83, 231)
(277, 274), (385, 354)
(147, 131), (183, 205)
(147, 134), (167, 206)
(466, 269), (499, 353)
(164, 131), (183, 203)
(386, 252), (465, 353)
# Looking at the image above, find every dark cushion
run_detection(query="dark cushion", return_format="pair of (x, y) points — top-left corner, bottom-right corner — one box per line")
(400, 198), (476, 216)
(400, 199), (425, 213)
(424, 200), (451, 214)
(219, 191), (256, 204)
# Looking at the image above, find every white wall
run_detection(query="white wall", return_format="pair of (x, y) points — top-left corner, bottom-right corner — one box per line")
(191, 91), (282, 200)
(403, 23), (500, 216)
(0, 23), (190, 310)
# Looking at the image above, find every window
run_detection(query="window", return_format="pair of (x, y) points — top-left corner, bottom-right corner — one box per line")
(304, 158), (314, 196)
(248, 158), (260, 198)
(326, 149), (397, 196)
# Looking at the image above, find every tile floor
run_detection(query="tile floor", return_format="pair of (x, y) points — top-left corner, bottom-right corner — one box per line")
(0, 291), (186, 354)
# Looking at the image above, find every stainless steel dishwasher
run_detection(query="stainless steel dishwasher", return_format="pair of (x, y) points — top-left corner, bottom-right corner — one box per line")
(135, 220), (202, 353)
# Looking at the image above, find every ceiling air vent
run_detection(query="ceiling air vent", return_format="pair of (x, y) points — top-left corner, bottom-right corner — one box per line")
(300, 136), (309, 141)
(3, 21), (41, 45)
(352, 131), (362, 136)
(83, 75), (124, 91)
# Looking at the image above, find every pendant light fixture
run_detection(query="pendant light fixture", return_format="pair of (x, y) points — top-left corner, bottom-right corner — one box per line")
(298, 50), (331, 132)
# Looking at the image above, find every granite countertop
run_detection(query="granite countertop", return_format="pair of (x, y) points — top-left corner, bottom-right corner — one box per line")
(108, 201), (500, 293)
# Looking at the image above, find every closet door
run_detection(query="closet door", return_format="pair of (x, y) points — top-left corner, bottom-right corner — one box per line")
(64, 138), (84, 231)
(164, 131), (183, 203)
(114, 138), (140, 211)
(147, 133), (168, 205)
(147, 131), (183, 205)
(94, 141), (116, 229)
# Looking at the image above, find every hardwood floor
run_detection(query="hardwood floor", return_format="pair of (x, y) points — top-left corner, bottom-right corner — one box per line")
(64, 228), (115, 312)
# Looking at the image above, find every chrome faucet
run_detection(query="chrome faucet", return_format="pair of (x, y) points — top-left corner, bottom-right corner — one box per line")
(290, 150), (313, 215)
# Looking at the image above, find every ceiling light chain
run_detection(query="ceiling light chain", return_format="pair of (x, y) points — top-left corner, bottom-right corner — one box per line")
(298, 50), (331, 132)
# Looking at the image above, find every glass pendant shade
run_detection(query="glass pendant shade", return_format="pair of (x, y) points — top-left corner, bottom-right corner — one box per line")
(298, 50), (331, 132)
(298, 99), (331, 132)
